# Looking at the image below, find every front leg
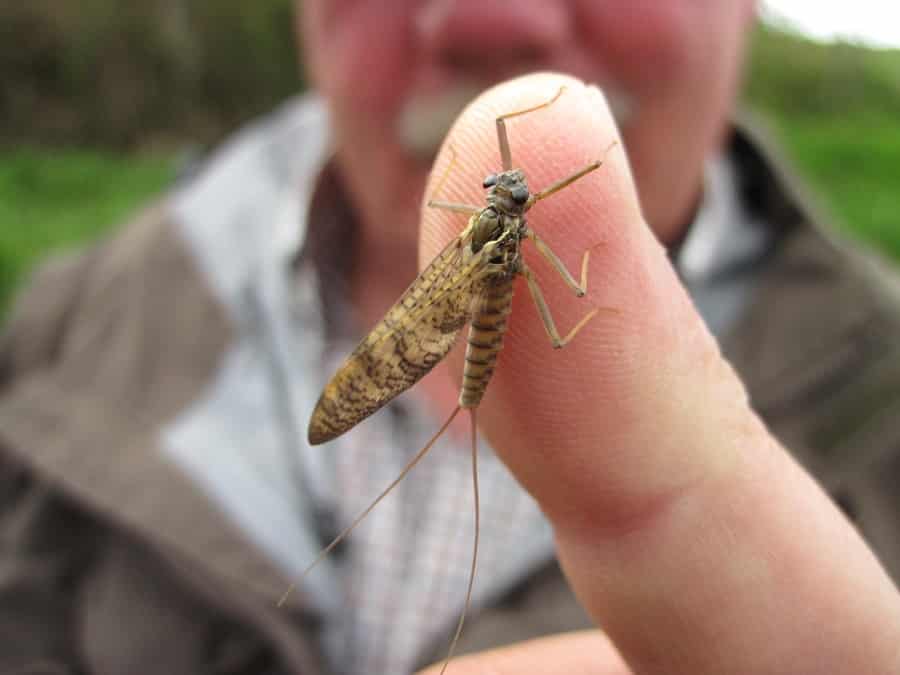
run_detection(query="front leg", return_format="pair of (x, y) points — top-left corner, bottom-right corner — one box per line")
(429, 200), (482, 215)
(525, 228), (604, 297)
(520, 261), (602, 349)
(427, 145), (482, 215)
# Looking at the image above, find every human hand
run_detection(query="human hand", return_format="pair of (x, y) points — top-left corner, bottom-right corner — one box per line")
(417, 73), (900, 674)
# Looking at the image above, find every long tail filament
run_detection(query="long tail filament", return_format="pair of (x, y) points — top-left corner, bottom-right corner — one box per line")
(278, 405), (463, 607)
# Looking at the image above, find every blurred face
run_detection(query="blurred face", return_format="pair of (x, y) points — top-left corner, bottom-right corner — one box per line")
(300, 0), (756, 245)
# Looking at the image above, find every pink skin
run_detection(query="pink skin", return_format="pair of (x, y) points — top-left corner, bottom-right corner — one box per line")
(298, 0), (756, 421)
(299, 0), (756, 266)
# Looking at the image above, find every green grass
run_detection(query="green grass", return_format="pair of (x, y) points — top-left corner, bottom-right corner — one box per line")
(0, 148), (172, 316)
(742, 23), (900, 262)
(768, 116), (900, 260)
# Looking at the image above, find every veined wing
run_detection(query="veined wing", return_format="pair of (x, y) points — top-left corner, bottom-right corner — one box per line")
(308, 235), (480, 444)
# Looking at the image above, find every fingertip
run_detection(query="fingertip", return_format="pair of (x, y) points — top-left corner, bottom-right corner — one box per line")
(420, 73), (637, 266)
(418, 71), (725, 524)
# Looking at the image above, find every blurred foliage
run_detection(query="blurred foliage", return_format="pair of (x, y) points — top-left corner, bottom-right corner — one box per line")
(0, 0), (300, 148)
(0, 149), (172, 313)
(742, 24), (900, 261)
(1, 12), (899, 318)
(744, 24), (900, 121)
(774, 118), (900, 261)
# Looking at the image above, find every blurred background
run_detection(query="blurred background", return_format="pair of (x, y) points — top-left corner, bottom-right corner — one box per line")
(1, 1), (898, 318)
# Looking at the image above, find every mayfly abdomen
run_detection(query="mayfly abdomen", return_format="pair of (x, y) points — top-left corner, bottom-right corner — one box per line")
(460, 276), (515, 408)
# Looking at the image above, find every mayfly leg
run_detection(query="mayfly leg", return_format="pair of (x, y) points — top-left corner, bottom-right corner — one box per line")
(528, 141), (617, 207)
(496, 85), (565, 170)
(427, 146), (482, 216)
(529, 159), (601, 204)
(526, 229), (602, 297)
(519, 140), (620, 347)
(521, 261), (605, 349)
(521, 228), (620, 349)
(520, 233), (620, 349)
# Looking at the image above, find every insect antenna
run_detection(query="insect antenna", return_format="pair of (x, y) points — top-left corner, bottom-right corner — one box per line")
(528, 140), (618, 206)
(437, 407), (480, 675)
(278, 405), (463, 607)
(495, 85), (565, 170)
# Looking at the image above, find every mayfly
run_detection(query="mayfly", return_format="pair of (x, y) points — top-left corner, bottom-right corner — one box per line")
(284, 85), (614, 672)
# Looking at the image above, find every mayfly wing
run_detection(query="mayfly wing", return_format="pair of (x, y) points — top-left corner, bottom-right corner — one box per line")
(308, 234), (482, 445)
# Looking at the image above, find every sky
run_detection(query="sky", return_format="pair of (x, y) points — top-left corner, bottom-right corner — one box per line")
(762, 1), (900, 48)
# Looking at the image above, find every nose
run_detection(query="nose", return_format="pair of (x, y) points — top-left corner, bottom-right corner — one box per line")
(415, 0), (572, 70)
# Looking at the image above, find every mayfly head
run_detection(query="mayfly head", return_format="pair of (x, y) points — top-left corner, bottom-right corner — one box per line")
(483, 169), (530, 217)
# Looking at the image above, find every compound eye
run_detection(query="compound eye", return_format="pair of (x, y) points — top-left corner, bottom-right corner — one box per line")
(482, 174), (497, 188)
(510, 185), (529, 204)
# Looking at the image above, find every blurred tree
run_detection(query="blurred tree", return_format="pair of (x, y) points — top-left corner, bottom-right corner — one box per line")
(743, 24), (900, 122)
(3, 5), (898, 148)
(0, 0), (302, 148)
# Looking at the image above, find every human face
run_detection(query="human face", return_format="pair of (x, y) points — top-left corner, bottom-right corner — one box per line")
(300, 1), (756, 245)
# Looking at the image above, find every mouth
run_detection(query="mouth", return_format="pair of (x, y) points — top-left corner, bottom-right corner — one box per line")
(394, 78), (635, 166)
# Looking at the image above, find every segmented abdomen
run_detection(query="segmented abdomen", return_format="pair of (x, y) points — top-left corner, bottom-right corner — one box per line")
(460, 276), (515, 408)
